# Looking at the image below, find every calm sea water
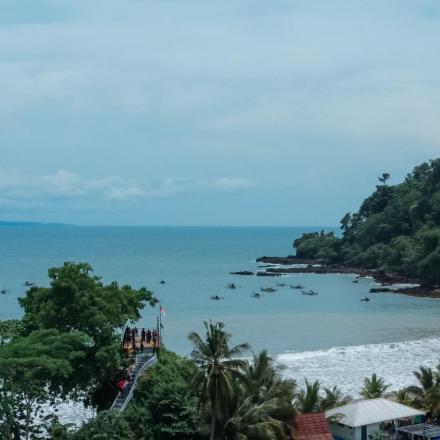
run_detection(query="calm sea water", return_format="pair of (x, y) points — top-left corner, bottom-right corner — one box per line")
(2, 225), (440, 403)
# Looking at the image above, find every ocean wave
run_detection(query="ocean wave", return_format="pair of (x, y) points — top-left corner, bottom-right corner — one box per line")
(276, 337), (440, 397)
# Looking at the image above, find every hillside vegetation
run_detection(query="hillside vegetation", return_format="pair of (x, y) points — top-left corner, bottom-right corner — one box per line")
(294, 159), (440, 286)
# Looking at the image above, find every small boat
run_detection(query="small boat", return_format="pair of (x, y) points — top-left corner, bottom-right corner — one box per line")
(252, 292), (261, 298)
(227, 283), (237, 289)
(210, 295), (224, 301)
(276, 282), (286, 287)
(353, 279), (359, 283)
(290, 284), (304, 289)
(360, 297), (370, 302)
(260, 287), (276, 293)
(0, 288), (8, 295)
(159, 280), (166, 285)
(23, 281), (35, 287)
(301, 290), (318, 296)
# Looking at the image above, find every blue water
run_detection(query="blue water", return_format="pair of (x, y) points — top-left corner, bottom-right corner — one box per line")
(1, 225), (440, 359)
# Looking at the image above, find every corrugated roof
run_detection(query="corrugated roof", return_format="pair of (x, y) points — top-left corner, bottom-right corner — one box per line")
(296, 412), (333, 440)
(325, 398), (425, 428)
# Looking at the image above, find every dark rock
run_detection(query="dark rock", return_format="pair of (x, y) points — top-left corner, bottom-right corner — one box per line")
(256, 272), (282, 277)
(256, 256), (324, 265)
(370, 287), (395, 293)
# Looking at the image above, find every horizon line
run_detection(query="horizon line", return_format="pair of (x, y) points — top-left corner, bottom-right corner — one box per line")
(0, 220), (339, 229)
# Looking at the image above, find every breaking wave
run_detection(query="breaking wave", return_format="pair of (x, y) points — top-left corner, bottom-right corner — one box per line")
(276, 337), (440, 397)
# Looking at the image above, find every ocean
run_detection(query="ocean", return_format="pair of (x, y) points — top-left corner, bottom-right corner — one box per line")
(1, 225), (440, 408)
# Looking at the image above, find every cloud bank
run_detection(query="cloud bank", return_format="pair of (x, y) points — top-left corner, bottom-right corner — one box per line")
(0, 0), (439, 224)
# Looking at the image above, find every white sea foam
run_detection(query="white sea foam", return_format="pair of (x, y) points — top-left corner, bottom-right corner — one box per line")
(276, 337), (440, 397)
(50, 337), (440, 425)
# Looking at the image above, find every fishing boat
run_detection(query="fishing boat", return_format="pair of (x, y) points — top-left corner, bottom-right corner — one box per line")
(301, 289), (318, 296)
(260, 287), (276, 293)
(290, 284), (304, 289)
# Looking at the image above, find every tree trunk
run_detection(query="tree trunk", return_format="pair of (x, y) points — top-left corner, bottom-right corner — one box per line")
(25, 400), (31, 440)
(210, 400), (216, 440)
(210, 383), (218, 440)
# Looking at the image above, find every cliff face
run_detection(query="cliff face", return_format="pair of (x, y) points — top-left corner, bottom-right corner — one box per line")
(293, 159), (440, 287)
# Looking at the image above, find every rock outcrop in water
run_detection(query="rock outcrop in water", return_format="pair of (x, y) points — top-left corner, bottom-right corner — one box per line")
(230, 271), (254, 275)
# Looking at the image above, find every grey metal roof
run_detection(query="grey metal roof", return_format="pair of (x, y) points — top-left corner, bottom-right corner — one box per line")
(325, 398), (425, 428)
(397, 424), (440, 439)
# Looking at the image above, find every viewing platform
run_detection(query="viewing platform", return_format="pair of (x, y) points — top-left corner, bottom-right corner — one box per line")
(111, 322), (162, 412)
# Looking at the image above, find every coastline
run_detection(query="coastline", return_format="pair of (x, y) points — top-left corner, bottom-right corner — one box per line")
(249, 256), (440, 298)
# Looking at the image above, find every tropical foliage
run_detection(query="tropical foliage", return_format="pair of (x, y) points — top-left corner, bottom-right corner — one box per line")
(293, 159), (440, 285)
(188, 321), (296, 440)
(406, 365), (440, 416)
(360, 374), (390, 399)
(123, 348), (200, 440)
(294, 380), (350, 412)
(0, 262), (157, 437)
(18, 262), (157, 406)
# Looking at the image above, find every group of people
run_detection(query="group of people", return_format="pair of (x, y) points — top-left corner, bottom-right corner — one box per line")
(123, 326), (159, 352)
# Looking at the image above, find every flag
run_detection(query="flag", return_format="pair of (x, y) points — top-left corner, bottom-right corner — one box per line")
(160, 305), (165, 316)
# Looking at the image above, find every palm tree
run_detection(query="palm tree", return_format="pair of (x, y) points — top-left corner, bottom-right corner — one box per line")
(224, 352), (296, 440)
(360, 374), (389, 399)
(391, 389), (412, 406)
(188, 320), (250, 440)
(224, 391), (294, 440)
(407, 366), (440, 415)
(294, 380), (321, 413)
(243, 350), (296, 403)
(320, 386), (351, 411)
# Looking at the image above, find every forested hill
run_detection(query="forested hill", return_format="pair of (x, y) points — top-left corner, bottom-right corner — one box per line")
(294, 159), (440, 286)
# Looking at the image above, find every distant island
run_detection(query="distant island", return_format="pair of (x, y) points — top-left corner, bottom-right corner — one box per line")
(258, 159), (440, 297)
(0, 221), (68, 227)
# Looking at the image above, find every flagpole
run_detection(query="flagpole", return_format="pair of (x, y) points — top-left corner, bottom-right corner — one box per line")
(159, 306), (162, 347)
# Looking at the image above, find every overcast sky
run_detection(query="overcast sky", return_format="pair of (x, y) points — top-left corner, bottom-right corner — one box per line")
(1, 0), (439, 226)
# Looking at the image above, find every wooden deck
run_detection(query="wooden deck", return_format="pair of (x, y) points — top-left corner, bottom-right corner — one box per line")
(122, 335), (160, 354)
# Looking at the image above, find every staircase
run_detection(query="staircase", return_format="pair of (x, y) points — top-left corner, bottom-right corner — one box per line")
(110, 351), (157, 412)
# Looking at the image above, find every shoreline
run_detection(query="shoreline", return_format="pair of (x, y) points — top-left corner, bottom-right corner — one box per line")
(249, 256), (440, 298)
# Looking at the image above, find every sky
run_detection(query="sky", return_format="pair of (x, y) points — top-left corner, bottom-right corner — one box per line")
(0, 0), (439, 226)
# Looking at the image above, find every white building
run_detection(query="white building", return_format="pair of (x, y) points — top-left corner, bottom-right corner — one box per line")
(325, 398), (425, 440)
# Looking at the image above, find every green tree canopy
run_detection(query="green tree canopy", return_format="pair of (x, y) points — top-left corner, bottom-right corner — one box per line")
(0, 329), (88, 440)
(292, 159), (440, 285)
(17, 262), (157, 405)
(0, 319), (23, 346)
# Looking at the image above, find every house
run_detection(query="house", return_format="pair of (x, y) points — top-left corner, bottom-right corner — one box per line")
(325, 398), (425, 440)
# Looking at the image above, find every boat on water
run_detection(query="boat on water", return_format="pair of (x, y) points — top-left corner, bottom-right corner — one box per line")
(23, 281), (35, 287)
(360, 297), (370, 302)
(252, 292), (261, 298)
(260, 287), (276, 293)
(301, 289), (318, 296)
(290, 284), (304, 289)
(210, 295), (224, 301)
(227, 283), (237, 289)
(276, 282), (286, 287)
(1, 288), (8, 295)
